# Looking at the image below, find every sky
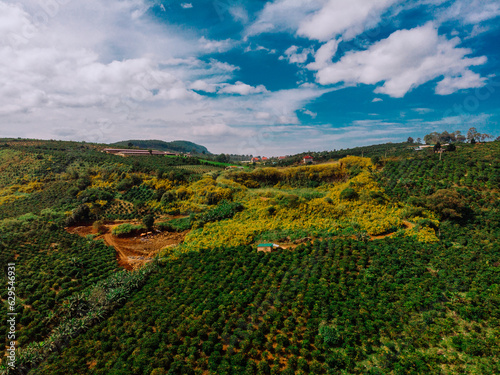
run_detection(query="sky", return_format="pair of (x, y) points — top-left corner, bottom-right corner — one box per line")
(0, 0), (499, 155)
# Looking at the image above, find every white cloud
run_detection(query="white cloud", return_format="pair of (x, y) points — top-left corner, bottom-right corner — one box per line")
(438, 0), (500, 24)
(435, 70), (486, 95)
(229, 6), (249, 23)
(412, 108), (433, 114)
(198, 36), (235, 53)
(280, 45), (313, 65)
(372, 98), (383, 102)
(180, 3), (193, 9)
(244, 44), (276, 54)
(314, 23), (487, 97)
(245, 0), (322, 38)
(208, 59), (240, 72)
(190, 80), (218, 93)
(297, 0), (399, 41)
(306, 38), (341, 70)
(219, 82), (268, 95)
(302, 109), (317, 118)
(247, 0), (398, 41)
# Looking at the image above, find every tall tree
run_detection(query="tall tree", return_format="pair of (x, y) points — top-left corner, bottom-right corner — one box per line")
(467, 127), (480, 143)
(424, 132), (439, 144)
(480, 133), (493, 142)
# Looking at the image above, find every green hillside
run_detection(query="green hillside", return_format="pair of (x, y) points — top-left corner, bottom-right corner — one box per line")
(1, 139), (499, 374)
(110, 140), (211, 154)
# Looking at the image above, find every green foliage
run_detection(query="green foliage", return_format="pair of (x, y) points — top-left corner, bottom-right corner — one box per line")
(227, 163), (347, 188)
(142, 214), (155, 230)
(111, 223), (145, 237)
(340, 187), (358, 200)
(426, 189), (467, 220)
(196, 200), (244, 224)
(157, 216), (193, 232)
(160, 190), (176, 204)
(78, 187), (114, 204)
(65, 204), (92, 226)
(10, 261), (157, 373)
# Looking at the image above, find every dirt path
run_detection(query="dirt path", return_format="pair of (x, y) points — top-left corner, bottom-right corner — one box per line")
(67, 221), (188, 270)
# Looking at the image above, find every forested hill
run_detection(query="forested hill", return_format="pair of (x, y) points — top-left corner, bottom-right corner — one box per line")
(0, 139), (499, 374)
(110, 139), (210, 154)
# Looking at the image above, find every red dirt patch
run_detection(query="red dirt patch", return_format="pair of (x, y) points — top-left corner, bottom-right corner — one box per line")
(67, 220), (188, 271)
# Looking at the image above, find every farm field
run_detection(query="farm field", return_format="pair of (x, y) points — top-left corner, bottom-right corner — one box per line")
(0, 139), (499, 374)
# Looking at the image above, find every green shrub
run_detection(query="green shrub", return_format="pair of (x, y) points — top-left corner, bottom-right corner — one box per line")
(340, 187), (358, 201)
(197, 200), (244, 224)
(111, 223), (145, 237)
(93, 220), (107, 234)
(142, 214), (155, 230)
(157, 216), (193, 232)
(161, 190), (177, 204)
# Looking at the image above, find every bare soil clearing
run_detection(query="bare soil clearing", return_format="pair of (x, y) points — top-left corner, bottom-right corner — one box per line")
(67, 220), (188, 270)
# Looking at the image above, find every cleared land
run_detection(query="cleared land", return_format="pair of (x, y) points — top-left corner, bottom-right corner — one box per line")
(67, 221), (188, 270)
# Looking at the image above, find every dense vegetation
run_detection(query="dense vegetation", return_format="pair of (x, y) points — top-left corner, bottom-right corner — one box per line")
(110, 140), (210, 155)
(0, 137), (499, 374)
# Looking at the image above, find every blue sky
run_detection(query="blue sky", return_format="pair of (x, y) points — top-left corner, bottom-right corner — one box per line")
(0, 0), (499, 155)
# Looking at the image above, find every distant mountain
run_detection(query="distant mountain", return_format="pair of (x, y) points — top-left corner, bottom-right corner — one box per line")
(110, 140), (211, 154)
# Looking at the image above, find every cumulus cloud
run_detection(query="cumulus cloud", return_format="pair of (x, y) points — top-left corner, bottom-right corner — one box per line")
(245, 0), (321, 37)
(247, 0), (398, 41)
(198, 36), (235, 53)
(180, 3), (193, 9)
(306, 38), (341, 70)
(314, 23), (487, 97)
(219, 82), (268, 95)
(435, 70), (486, 95)
(280, 45), (313, 64)
(0, 1), (204, 116)
(297, 0), (399, 41)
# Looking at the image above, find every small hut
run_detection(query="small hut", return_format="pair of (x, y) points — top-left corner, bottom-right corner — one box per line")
(257, 243), (281, 253)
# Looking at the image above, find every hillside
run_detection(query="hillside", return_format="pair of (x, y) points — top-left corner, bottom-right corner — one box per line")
(110, 139), (211, 154)
(0, 139), (499, 374)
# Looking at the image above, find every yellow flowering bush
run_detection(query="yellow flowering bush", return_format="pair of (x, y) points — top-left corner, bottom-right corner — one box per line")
(416, 227), (439, 243)
(142, 177), (174, 191)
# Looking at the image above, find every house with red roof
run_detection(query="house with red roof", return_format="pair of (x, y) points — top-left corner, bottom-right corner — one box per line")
(303, 155), (313, 164)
